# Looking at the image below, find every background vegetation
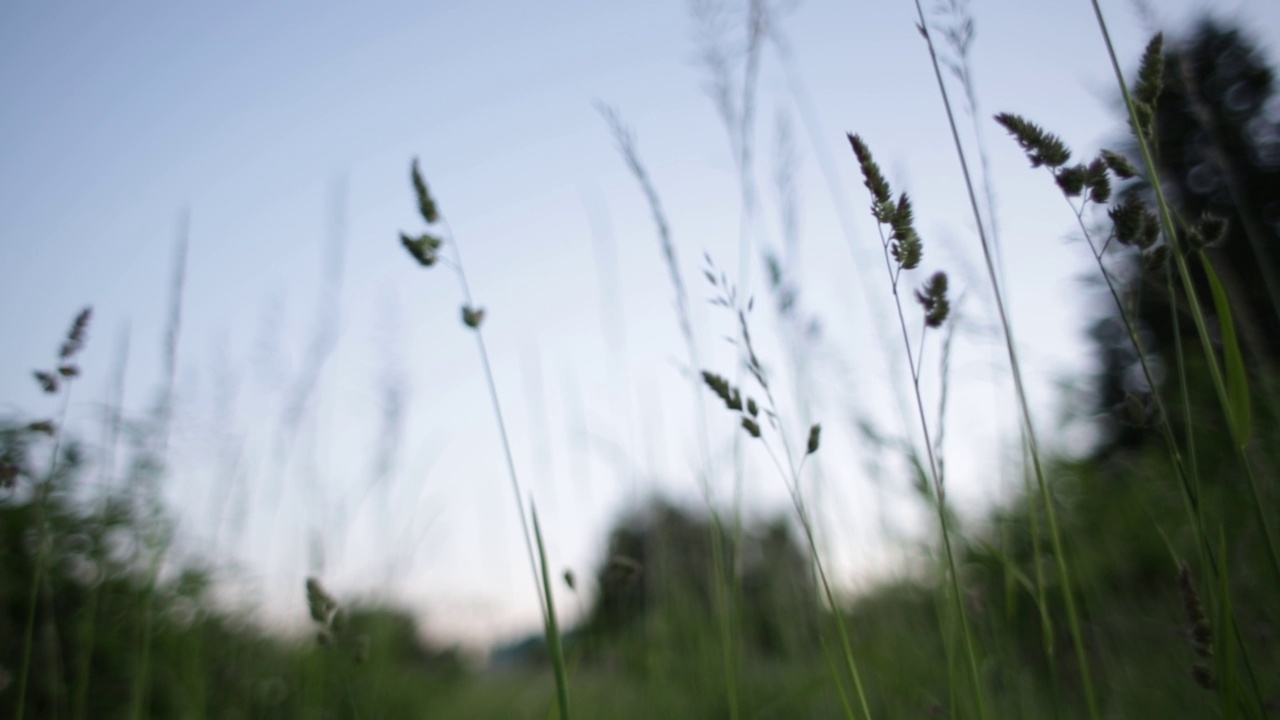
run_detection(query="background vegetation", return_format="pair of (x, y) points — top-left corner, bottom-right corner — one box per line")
(2, 4), (1278, 718)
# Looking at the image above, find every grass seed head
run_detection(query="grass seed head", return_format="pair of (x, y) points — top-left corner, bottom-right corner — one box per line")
(1177, 563), (1213, 659)
(1134, 34), (1165, 111)
(461, 305), (486, 329)
(401, 231), (443, 267)
(994, 113), (1071, 168)
(847, 133), (893, 219)
(701, 371), (736, 409)
(1143, 245), (1170, 273)
(915, 272), (951, 328)
(1100, 149), (1139, 179)
(806, 424), (821, 455)
(33, 371), (59, 394)
(1109, 195), (1148, 247)
(1177, 563), (1217, 691)
(59, 307), (92, 360)
(890, 194), (923, 270)
(1130, 35), (1164, 141)
(1189, 212), (1228, 250)
(26, 421), (56, 436)
(305, 577), (338, 624)
(1055, 164), (1088, 197)
(410, 158), (440, 224)
(1085, 158), (1112, 203)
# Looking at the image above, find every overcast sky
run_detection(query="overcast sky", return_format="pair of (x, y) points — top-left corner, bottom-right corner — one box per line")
(2, 0), (1277, 647)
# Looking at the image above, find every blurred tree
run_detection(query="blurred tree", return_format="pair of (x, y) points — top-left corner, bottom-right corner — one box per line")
(1094, 17), (1280, 451)
(582, 498), (820, 661)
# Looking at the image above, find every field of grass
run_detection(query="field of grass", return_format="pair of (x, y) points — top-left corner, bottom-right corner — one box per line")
(2, 2), (1279, 718)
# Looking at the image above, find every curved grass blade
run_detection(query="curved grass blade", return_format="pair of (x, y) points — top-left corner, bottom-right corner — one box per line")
(1201, 254), (1251, 446)
(532, 503), (571, 720)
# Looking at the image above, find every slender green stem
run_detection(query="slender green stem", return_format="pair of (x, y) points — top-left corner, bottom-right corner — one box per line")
(16, 385), (74, 720)
(440, 218), (548, 624)
(912, 2), (1099, 716)
(597, 107), (739, 716)
(873, 220), (988, 719)
(532, 505), (571, 720)
(757, 435), (871, 720)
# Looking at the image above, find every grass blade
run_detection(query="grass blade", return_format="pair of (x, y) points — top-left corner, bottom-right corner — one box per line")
(1201, 254), (1251, 446)
(532, 503), (572, 720)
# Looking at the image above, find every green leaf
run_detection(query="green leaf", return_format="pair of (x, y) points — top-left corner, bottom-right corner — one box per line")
(532, 503), (572, 719)
(1202, 254), (1251, 447)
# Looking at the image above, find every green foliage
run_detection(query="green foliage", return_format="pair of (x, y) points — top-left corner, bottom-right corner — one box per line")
(0, 418), (467, 719)
(582, 499), (819, 661)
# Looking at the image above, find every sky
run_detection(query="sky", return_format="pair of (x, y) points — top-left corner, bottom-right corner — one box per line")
(2, 0), (1278, 649)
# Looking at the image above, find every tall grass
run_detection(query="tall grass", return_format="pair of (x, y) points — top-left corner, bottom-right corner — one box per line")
(5, 4), (1280, 718)
(15, 308), (92, 720)
(845, 132), (987, 719)
(398, 161), (571, 717)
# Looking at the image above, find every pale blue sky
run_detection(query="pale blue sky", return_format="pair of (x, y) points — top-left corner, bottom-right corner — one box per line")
(2, 0), (1277, 646)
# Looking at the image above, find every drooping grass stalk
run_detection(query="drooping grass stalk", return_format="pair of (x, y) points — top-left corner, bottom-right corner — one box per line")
(765, 14), (921, 464)
(845, 133), (987, 720)
(699, 291), (873, 720)
(400, 161), (564, 703)
(1087, 0), (1280, 588)
(532, 504), (571, 720)
(909, 3), (1101, 716)
(596, 104), (739, 719)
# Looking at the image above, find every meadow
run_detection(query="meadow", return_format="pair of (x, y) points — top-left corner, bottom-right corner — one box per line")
(2, 2), (1279, 718)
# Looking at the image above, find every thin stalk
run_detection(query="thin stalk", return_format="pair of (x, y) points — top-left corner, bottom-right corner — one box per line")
(73, 326), (130, 720)
(782, 461), (872, 720)
(874, 227), (988, 720)
(1061, 196), (1215, 554)
(16, 386), (75, 720)
(597, 105), (738, 717)
(131, 215), (189, 720)
(743, 353), (872, 719)
(532, 505), (571, 720)
(441, 217), (547, 623)
(911, 2), (1100, 716)
(815, 614), (858, 719)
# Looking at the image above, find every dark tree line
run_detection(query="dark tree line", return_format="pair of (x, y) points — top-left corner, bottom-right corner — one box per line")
(1094, 17), (1280, 451)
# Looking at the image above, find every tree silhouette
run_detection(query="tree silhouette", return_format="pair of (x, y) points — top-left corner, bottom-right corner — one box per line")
(1094, 17), (1280, 451)
(583, 498), (819, 660)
